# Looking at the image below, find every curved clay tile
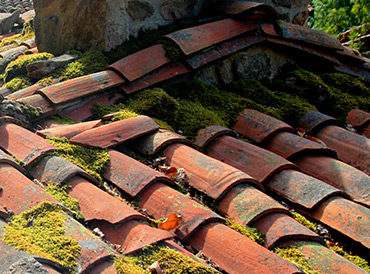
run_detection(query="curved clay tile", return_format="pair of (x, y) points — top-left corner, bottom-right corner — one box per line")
(102, 149), (173, 197)
(196, 125), (237, 149)
(233, 109), (295, 143)
(163, 143), (261, 200)
(0, 45), (28, 58)
(6, 83), (44, 100)
(131, 128), (194, 156)
(18, 94), (56, 118)
(0, 123), (55, 165)
(29, 156), (99, 186)
(297, 110), (342, 134)
(308, 196), (370, 250)
(254, 213), (322, 249)
(20, 37), (36, 49)
(266, 170), (344, 209)
(265, 131), (336, 160)
(164, 19), (258, 56)
(205, 134), (298, 183)
(69, 116), (159, 148)
(187, 222), (300, 274)
(0, 149), (25, 173)
(221, 1), (279, 20)
(36, 120), (101, 139)
(139, 182), (223, 240)
(108, 44), (169, 81)
(284, 240), (369, 274)
(347, 109), (370, 138)
(295, 156), (370, 207)
(36, 70), (125, 105)
(218, 184), (288, 225)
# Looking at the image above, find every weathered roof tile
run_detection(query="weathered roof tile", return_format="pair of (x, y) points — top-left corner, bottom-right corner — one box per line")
(36, 120), (101, 139)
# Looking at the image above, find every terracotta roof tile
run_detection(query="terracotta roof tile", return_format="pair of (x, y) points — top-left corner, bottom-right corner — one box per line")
(254, 213), (322, 249)
(297, 110), (343, 134)
(347, 109), (370, 138)
(163, 143), (262, 200)
(20, 37), (36, 49)
(6, 83), (44, 100)
(0, 148), (25, 173)
(36, 70), (125, 105)
(102, 149), (173, 197)
(218, 184), (288, 225)
(69, 116), (159, 148)
(221, 1), (280, 19)
(187, 222), (301, 274)
(24, 46), (39, 55)
(0, 123), (55, 165)
(233, 109), (295, 143)
(120, 62), (190, 94)
(0, 45), (28, 58)
(164, 19), (259, 55)
(196, 124), (237, 149)
(108, 44), (169, 81)
(18, 94), (56, 118)
(307, 196), (370, 250)
(36, 120), (101, 139)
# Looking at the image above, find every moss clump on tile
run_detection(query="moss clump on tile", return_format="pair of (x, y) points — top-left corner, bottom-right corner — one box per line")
(3, 201), (81, 273)
(118, 243), (219, 274)
(3, 75), (32, 92)
(113, 256), (147, 274)
(126, 88), (179, 124)
(159, 38), (184, 62)
(4, 52), (54, 82)
(48, 115), (78, 125)
(0, 18), (35, 49)
(46, 137), (110, 182)
(90, 102), (128, 119)
(225, 219), (264, 245)
(327, 243), (370, 272)
(320, 73), (370, 96)
(110, 109), (141, 121)
(45, 183), (84, 221)
(275, 245), (321, 274)
(290, 211), (318, 233)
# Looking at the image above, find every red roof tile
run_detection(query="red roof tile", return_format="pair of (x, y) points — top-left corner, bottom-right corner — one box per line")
(18, 94), (56, 118)
(219, 184), (288, 225)
(221, 1), (279, 19)
(233, 109), (295, 143)
(164, 19), (259, 55)
(0, 149), (25, 173)
(0, 123), (55, 165)
(108, 44), (169, 81)
(20, 38), (36, 49)
(36, 70), (125, 105)
(297, 110), (342, 134)
(103, 149), (173, 197)
(187, 222), (301, 274)
(69, 116), (159, 148)
(6, 83), (43, 100)
(0, 45), (28, 58)
(163, 143), (262, 200)
(196, 125), (237, 149)
(254, 213), (322, 249)
(36, 120), (101, 139)
(347, 109), (370, 138)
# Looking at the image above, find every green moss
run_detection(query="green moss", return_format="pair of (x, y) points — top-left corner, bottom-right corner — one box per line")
(225, 219), (264, 245)
(275, 245), (321, 274)
(36, 76), (54, 87)
(320, 73), (370, 96)
(327, 244), (370, 271)
(46, 137), (110, 182)
(127, 88), (179, 124)
(0, 34), (22, 48)
(4, 53), (54, 82)
(152, 118), (175, 131)
(327, 88), (360, 121)
(90, 102), (128, 119)
(290, 211), (318, 233)
(3, 201), (81, 273)
(113, 256), (147, 274)
(176, 100), (226, 140)
(3, 75), (32, 92)
(111, 109), (141, 121)
(159, 38), (184, 62)
(48, 116), (78, 125)
(119, 243), (219, 274)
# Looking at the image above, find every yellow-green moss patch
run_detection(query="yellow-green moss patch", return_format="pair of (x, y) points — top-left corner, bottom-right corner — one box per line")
(225, 219), (264, 245)
(291, 211), (318, 233)
(48, 115), (78, 125)
(3, 201), (81, 272)
(327, 244), (370, 272)
(113, 256), (147, 274)
(46, 137), (110, 182)
(275, 245), (321, 274)
(3, 75), (32, 93)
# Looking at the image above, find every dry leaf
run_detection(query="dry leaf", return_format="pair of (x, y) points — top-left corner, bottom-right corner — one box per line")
(297, 128), (306, 137)
(158, 213), (182, 231)
(147, 261), (163, 274)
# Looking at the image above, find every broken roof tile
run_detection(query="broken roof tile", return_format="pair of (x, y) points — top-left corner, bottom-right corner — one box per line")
(67, 176), (145, 224)
(163, 143), (262, 200)
(233, 109), (295, 143)
(295, 156), (370, 207)
(130, 128), (194, 156)
(36, 120), (101, 139)
(164, 19), (259, 55)
(0, 123), (55, 165)
(219, 184), (288, 225)
(29, 155), (99, 186)
(187, 222), (300, 274)
(69, 116), (159, 148)
(139, 182), (223, 240)
(108, 44), (169, 81)
(120, 62), (190, 94)
(253, 212), (322, 249)
(36, 70), (125, 105)
(297, 110), (343, 134)
(308, 196), (370, 250)
(102, 149), (173, 197)
(266, 170), (344, 209)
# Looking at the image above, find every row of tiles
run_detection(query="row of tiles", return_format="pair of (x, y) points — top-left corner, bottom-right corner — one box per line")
(1, 107), (370, 273)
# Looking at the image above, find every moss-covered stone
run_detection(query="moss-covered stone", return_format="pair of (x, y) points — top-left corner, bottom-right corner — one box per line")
(275, 245), (321, 274)
(320, 73), (370, 96)
(225, 219), (264, 245)
(4, 52), (54, 82)
(46, 137), (110, 182)
(3, 201), (81, 273)
(3, 75), (32, 92)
